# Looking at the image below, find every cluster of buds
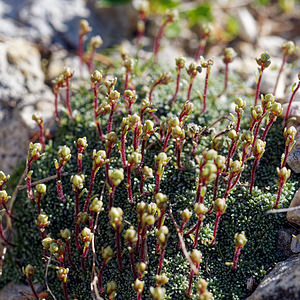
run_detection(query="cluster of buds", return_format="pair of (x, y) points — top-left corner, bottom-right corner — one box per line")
(124, 226), (138, 253)
(80, 227), (93, 270)
(155, 193), (168, 230)
(105, 132), (118, 156)
(36, 213), (50, 233)
(107, 90), (120, 132)
(57, 267), (69, 283)
(98, 246), (114, 294)
(106, 281), (117, 299)
(186, 63), (202, 101)
(170, 56), (186, 106)
(70, 173), (85, 191)
(250, 105), (263, 131)
(49, 239), (65, 264)
(282, 41), (296, 55)
(134, 278), (144, 300)
(0, 171), (10, 190)
(195, 23), (212, 61)
(74, 137), (88, 173)
(22, 264), (39, 299)
(32, 113), (45, 150)
(200, 57), (214, 114)
(79, 19), (91, 36)
(89, 197), (103, 214)
(232, 231), (247, 270)
(256, 52), (271, 70)
(34, 184), (46, 214)
(28, 143), (42, 164)
(140, 97), (157, 123)
(104, 77), (117, 95)
(178, 208), (192, 248)
(156, 274), (168, 287)
(91, 70), (103, 87)
(223, 47), (237, 64)
(135, 0), (149, 45)
(179, 101), (194, 124)
(156, 225), (169, 275)
(162, 117), (180, 151)
(127, 151), (142, 203)
(197, 278), (213, 299)
(89, 35), (103, 52)
(108, 168), (124, 209)
(55, 146), (71, 170)
(124, 89), (137, 114)
(123, 57), (135, 75)
(150, 286), (166, 300)
(0, 190), (10, 206)
(92, 150), (108, 172)
(211, 198), (227, 245)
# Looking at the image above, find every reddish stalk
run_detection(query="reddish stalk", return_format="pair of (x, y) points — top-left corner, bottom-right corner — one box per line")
(192, 217), (203, 248)
(0, 224), (15, 247)
(201, 66), (211, 114)
(157, 247), (165, 275)
(162, 130), (172, 152)
(2, 202), (16, 221)
(254, 66), (264, 107)
(186, 263), (199, 298)
(219, 63), (229, 97)
(139, 174), (146, 195)
(108, 185), (116, 210)
(65, 77), (73, 119)
(38, 124), (45, 150)
(274, 178), (284, 209)
(127, 166), (133, 204)
(107, 103), (116, 133)
(65, 241), (75, 269)
(84, 169), (96, 212)
(27, 277), (39, 300)
(62, 282), (69, 300)
(186, 78), (194, 102)
(120, 131), (127, 168)
(195, 40), (206, 62)
(232, 246), (242, 271)
(169, 68), (181, 107)
(93, 86), (104, 141)
(273, 52), (288, 97)
(153, 20), (168, 62)
(284, 82), (300, 128)
(149, 82), (159, 103)
(54, 88), (60, 121)
(98, 260), (107, 294)
(56, 166), (66, 203)
(211, 212), (222, 246)
(115, 225), (123, 270)
(26, 159), (34, 202)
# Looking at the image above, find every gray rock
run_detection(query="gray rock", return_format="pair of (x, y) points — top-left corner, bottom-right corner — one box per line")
(277, 228), (296, 257)
(0, 37), (53, 173)
(287, 188), (300, 225)
(257, 36), (285, 57)
(236, 8), (258, 43)
(0, 282), (42, 300)
(291, 234), (300, 253)
(247, 255), (300, 300)
(0, 0), (137, 49)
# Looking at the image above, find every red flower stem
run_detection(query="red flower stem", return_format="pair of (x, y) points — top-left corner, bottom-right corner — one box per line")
(138, 138), (146, 173)
(127, 166), (134, 204)
(115, 225), (123, 270)
(186, 263), (199, 298)
(26, 159), (34, 202)
(274, 179), (284, 208)
(121, 132), (127, 168)
(74, 189), (81, 251)
(139, 227), (147, 262)
(254, 66), (264, 107)
(56, 166), (66, 203)
(93, 86), (104, 141)
(89, 211), (94, 231)
(232, 245), (242, 271)
(186, 78), (194, 102)
(65, 241), (75, 269)
(136, 218), (142, 253)
(192, 217), (203, 248)
(153, 20), (168, 62)
(162, 130), (172, 152)
(155, 165), (162, 193)
(81, 245), (89, 272)
(195, 163), (205, 203)
(109, 185), (116, 210)
(284, 82), (300, 128)
(149, 82), (159, 103)
(0, 226), (15, 247)
(98, 260), (107, 294)
(137, 11), (146, 47)
(219, 62), (229, 97)
(195, 39), (206, 62)
(185, 222), (198, 236)
(137, 293), (142, 300)
(124, 70), (130, 95)
(169, 69), (181, 106)
(84, 168), (96, 212)
(156, 210), (165, 253)
(88, 49), (96, 73)
(211, 212), (222, 245)
(273, 52), (288, 97)
(38, 125), (45, 150)
(2, 202), (17, 221)
(176, 142), (184, 170)
(261, 118), (275, 142)
(27, 277), (39, 300)
(62, 281), (69, 300)
(224, 176), (234, 200)
(212, 172), (221, 203)
(201, 67), (210, 114)
(133, 126), (140, 151)
(129, 243), (137, 277)
(249, 157), (259, 194)
(65, 77), (73, 119)
(281, 143), (291, 168)
(157, 247), (165, 275)
(107, 103), (116, 133)
(54, 88), (60, 121)
(138, 173), (145, 193)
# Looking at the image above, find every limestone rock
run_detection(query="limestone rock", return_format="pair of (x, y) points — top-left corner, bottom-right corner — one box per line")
(0, 282), (42, 300)
(247, 255), (300, 300)
(286, 188), (300, 225)
(236, 8), (258, 43)
(291, 234), (300, 253)
(277, 228), (297, 257)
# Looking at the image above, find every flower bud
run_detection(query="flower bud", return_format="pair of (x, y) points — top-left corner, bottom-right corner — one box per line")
(79, 19), (91, 35)
(228, 129), (237, 141)
(32, 113), (44, 126)
(107, 281), (117, 296)
(150, 286), (166, 300)
(70, 174), (85, 189)
(104, 77), (117, 90)
(194, 203), (208, 216)
(80, 227), (93, 243)
(284, 126), (297, 142)
(63, 67), (74, 79)
(90, 70), (102, 84)
(137, 201), (147, 215)
(143, 120), (154, 134)
(253, 139), (266, 157)
(60, 228), (71, 240)
(156, 152), (169, 166)
(223, 47), (237, 64)
(256, 52), (271, 68)
(37, 213), (50, 228)
(93, 150), (107, 167)
(155, 193), (168, 209)
(147, 203), (157, 216)
(271, 102), (283, 117)
(215, 155), (226, 170)
(156, 274), (168, 286)
(282, 41), (296, 55)
(230, 160), (242, 174)
(187, 62), (200, 77)
(212, 137), (223, 151)
(142, 166), (153, 179)
(128, 152), (142, 166)
(234, 231), (247, 248)
(23, 264), (35, 278)
(90, 35), (103, 49)
(136, 261), (147, 273)
(234, 97), (246, 110)
(262, 94), (275, 110)
(190, 249), (202, 264)
(277, 167), (291, 182)
(213, 198), (226, 213)
(124, 226), (138, 244)
(176, 56), (186, 69)
(57, 267), (69, 283)
(202, 149), (218, 161)
(0, 190), (9, 203)
(124, 57), (135, 72)
(89, 197), (103, 213)
(172, 126), (184, 140)
(143, 214), (155, 226)
(168, 117), (180, 128)
(42, 237), (53, 249)
(156, 225), (169, 246)
(109, 207), (123, 228)
(102, 246), (114, 261)
(180, 208), (192, 222)
(134, 279), (144, 294)
(58, 145), (71, 162)
(109, 169), (124, 187)
(109, 90), (120, 103)
(0, 171), (10, 186)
